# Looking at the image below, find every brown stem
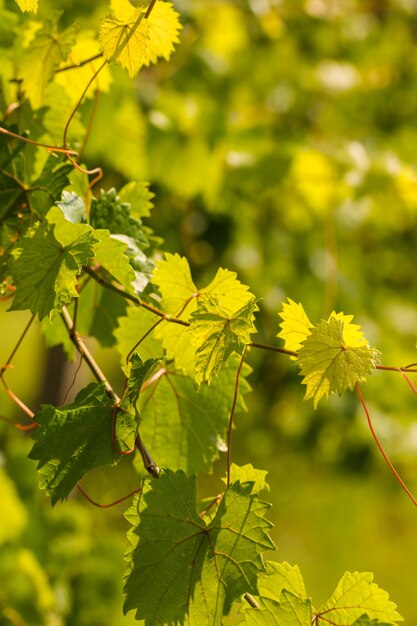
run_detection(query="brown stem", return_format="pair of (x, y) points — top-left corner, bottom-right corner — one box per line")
(226, 346), (248, 488)
(77, 483), (142, 508)
(0, 126), (77, 156)
(61, 305), (119, 402)
(136, 433), (160, 478)
(55, 53), (104, 74)
(356, 384), (417, 507)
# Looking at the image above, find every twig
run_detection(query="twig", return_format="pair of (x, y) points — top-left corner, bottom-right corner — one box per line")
(226, 346), (248, 488)
(356, 384), (417, 507)
(77, 483), (142, 508)
(61, 305), (118, 402)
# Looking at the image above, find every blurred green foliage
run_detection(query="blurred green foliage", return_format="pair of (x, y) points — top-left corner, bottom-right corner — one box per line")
(2, 0), (417, 623)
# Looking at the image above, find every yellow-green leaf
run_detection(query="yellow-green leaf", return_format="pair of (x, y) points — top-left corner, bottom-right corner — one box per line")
(19, 19), (76, 109)
(297, 315), (380, 407)
(99, 8), (149, 78)
(153, 254), (254, 376)
(143, 1), (182, 66)
(99, 0), (181, 77)
(14, 0), (38, 13)
(189, 295), (258, 385)
(278, 298), (313, 357)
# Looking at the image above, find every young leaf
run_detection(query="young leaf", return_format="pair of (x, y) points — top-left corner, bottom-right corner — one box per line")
(277, 298), (313, 357)
(258, 562), (307, 601)
(10, 208), (97, 319)
(315, 571), (403, 624)
(222, 463), (269, 494)
(19, 18), (76, 108)
(297, 316), (380, 407)
(139, 356), (251, 474)
(99, 7), (150, 78)
(124, 470), (275, 624)
(189, 295), (258, 385)
(14, 0), (38, 12)
(99, 0), (181, 77)
(118, 180), (154, 219)
(143, 1), (182, 66)
(29, 383), (119, 505)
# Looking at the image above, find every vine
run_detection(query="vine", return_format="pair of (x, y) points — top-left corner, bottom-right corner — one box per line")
(0, 1), (413, 624)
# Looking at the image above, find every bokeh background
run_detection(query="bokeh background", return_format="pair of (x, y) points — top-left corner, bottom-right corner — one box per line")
(2, 0), (417, 623)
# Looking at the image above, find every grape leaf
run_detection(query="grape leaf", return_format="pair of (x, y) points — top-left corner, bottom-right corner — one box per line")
(114, 304), (163, 364)
(222, 463), (269, 494)
(315, 571), (403, 624)
(10, 207), (97, 319)
(99, 7), (150, 78)
(142, 1), (182, 66)
(139, 356), (251, 474)
(189, 295), (258, 384)
(29, 156), (73, 218)
(29, 382), (119, 505)
(14, 0), (38, 12)
(277, 298), (312, 357)
(92, 229), (136, 293)
(19, 18), (76, 108)
(153, 254), (254, 375)
(296, 316), (380, 407)
(99, 0), (181, 77)
(116, 354), (158, 451)
(123, 470), (275, 624)
(258, 562), (307, 601)
(56, 191), (87, 224)
(118, 180), (154, 219)
(243, 592), (312, 625)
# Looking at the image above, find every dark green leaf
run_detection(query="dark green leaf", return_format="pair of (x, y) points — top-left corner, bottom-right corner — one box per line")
(29, 382), (119, 505)
(124, 470), (275, 624)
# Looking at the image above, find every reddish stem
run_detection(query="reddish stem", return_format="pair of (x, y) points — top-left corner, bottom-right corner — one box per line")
(356, 384), (417, 508)
(77, 484), (142, 508)
(226, 346), (248, 488)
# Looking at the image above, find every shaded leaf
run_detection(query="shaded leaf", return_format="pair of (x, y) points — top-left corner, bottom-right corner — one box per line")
(19, 18), (76, 108)
(10, 207), (96, 319)
(139, 355), (250, 474)
(116, 354), (158, 451)
(30, 156), (73, 218)
(124, 470), (275, 624)
(92, 229), (136, 293)
(29, 383), (118, 505)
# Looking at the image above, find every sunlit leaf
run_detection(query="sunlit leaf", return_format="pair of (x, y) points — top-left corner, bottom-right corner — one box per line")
(99, 7), (149, 78)
(14, 0), (38, 13)
(315, 571), (403, 624)
(296, 315), (380, 407)
(222, 463), (269, 494)
(277, 298), (313, 358)
(189, 295), (257, 384)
